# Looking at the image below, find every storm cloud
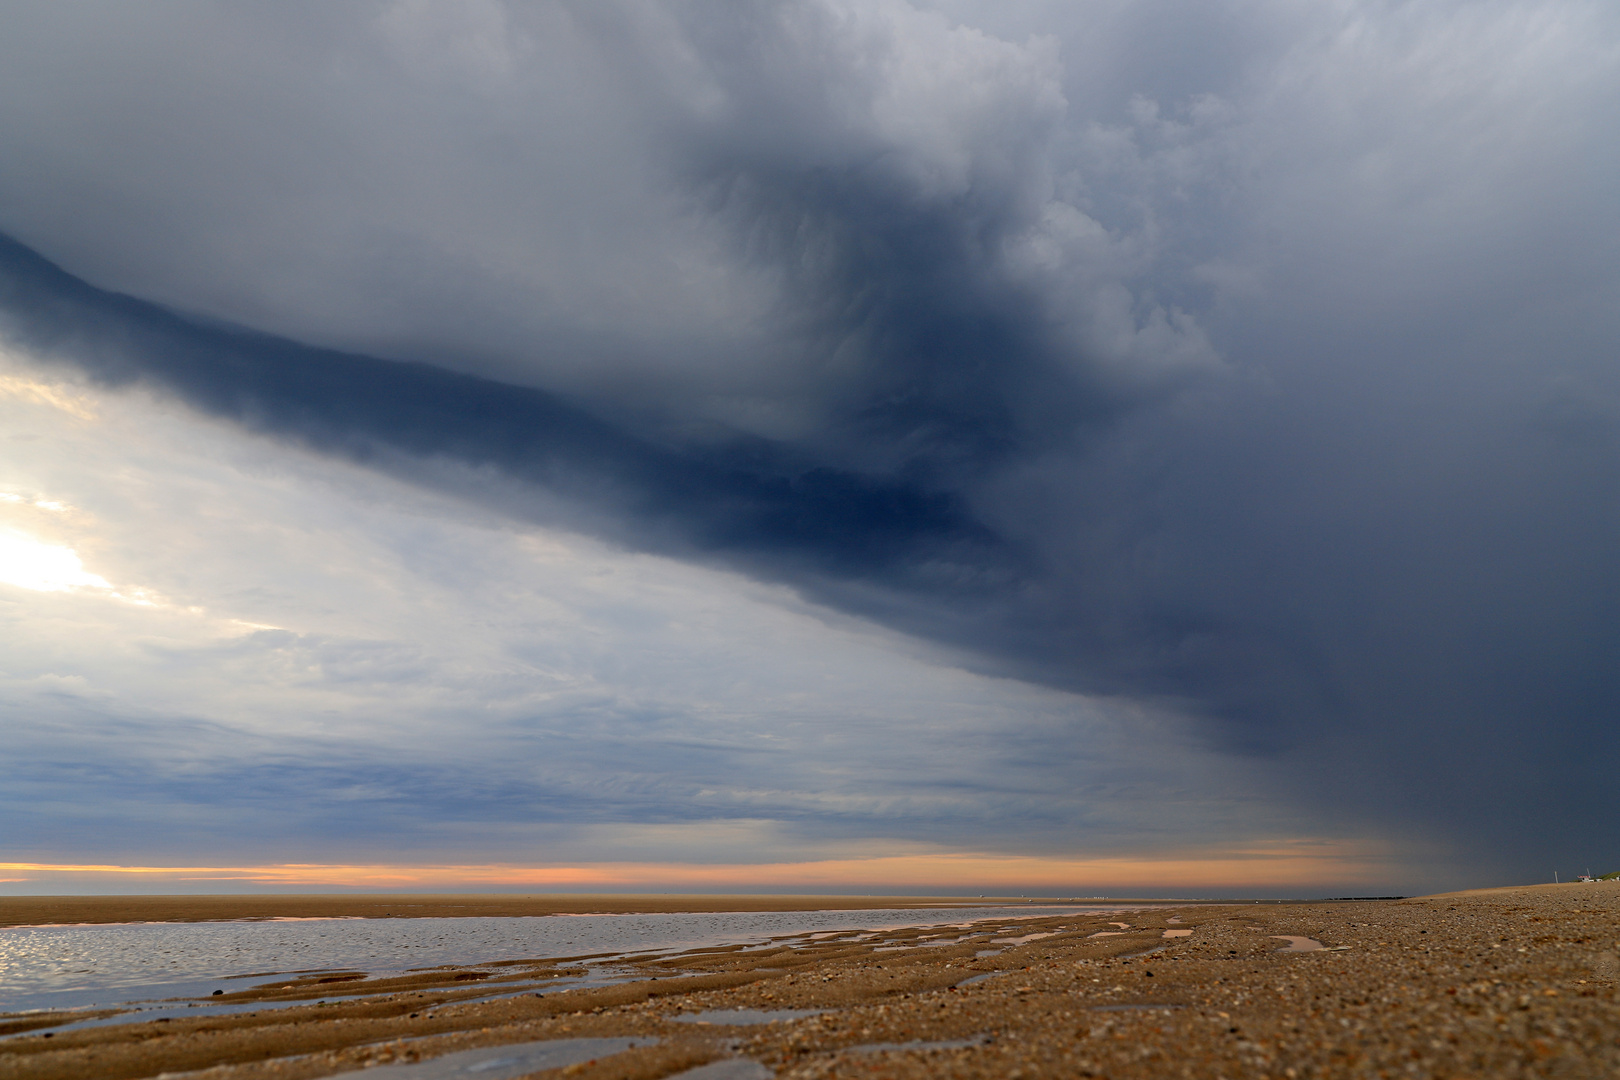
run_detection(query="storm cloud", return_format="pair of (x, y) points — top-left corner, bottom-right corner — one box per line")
(1, 0), (1618, 888)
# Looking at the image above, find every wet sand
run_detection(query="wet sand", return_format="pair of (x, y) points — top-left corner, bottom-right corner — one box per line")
(3, 883), (1616, 1078)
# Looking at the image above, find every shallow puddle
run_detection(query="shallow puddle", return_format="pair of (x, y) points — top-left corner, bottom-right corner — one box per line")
(667, 1060), (773, 1079)
(323, 1036), (658, 1079)
(989, 932), (1057, 946)
(955, 971), (1007, 987)
(1120, 946), (1166, 959)
(5, 967), (629, 1042)
(454, 967), (633, 1006)
(845, 1035), (992, 1054)
(673, 1008), (822, 1026)
(872, 936), (968, 952)
(1272, 936), (1325, 952)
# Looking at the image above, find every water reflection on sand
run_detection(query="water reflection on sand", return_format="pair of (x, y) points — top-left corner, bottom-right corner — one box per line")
(1272, 935), (1325, 952)
(0, 905), (1086, 1014)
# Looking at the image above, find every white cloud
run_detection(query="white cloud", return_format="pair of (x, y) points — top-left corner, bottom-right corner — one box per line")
(0, 344), (1278, 866)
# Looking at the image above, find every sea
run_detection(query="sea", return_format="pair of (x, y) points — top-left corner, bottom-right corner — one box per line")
(0, 905), (1092, 1016)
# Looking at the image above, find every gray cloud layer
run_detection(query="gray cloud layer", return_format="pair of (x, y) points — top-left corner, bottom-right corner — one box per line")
(2, 0), (1618, 882)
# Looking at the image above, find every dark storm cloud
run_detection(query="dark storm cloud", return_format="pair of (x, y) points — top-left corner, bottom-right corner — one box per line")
(9, 212), (1618, 884)
(2, 0), (1619, 884)
(627, 3), (1101, 471)
(0, 233), (1017, 598)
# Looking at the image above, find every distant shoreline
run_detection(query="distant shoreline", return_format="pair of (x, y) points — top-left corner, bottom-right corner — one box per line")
(0, 893), (1229, 928)
(7, 885), (1603, 928)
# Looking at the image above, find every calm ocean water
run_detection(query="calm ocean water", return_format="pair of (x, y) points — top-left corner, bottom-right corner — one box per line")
(0, 906), (1090, 1013)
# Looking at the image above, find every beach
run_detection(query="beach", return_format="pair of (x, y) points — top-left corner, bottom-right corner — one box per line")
(0, 895), (1042, 929)
(2, 884), (1616, 1078)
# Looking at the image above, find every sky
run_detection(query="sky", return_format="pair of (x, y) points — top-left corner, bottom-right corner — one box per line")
(0, 0), (1616, 897)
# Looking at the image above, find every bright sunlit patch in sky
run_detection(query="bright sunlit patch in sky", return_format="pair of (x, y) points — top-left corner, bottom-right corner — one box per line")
(0, 492), (70, 511)
(0, 530), (110, 592)
(0, 371), (96, 419)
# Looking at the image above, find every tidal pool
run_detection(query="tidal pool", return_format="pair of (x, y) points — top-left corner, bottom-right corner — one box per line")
(323, 1037), (657, 1080)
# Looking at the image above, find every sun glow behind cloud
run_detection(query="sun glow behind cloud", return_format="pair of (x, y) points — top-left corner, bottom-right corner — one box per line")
(0, 364), (124, 596)
(0, 530), (110, 592)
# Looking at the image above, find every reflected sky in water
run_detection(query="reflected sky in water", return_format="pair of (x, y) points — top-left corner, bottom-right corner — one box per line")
(0, 906), (1089, 1012)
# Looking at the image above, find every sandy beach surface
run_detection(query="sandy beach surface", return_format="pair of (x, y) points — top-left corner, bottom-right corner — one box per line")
(2, 884), (1616, 1078)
